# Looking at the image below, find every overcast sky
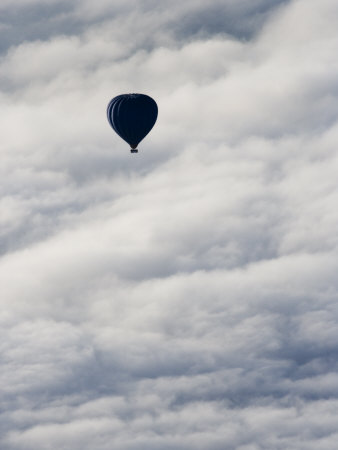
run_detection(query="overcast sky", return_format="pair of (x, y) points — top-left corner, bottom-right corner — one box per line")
(1, 0), (338, 449)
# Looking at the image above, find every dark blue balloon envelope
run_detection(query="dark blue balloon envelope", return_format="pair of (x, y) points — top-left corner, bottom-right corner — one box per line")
(107, 93), (158, 152)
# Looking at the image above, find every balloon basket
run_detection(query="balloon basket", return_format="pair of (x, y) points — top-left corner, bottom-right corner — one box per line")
(130, 149), (138, 153)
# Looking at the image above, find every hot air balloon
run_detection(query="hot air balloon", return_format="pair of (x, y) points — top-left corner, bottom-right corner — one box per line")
(107, 93), (158, 153)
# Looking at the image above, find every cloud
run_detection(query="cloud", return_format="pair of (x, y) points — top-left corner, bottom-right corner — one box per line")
(1, 0), (338, 448)
(0, 0), (289, 55)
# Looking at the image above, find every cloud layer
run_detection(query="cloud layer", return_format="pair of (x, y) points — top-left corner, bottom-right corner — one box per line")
(1, 0), (338, 448)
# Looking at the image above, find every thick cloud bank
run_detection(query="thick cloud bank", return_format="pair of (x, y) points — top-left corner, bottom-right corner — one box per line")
(1, 0), (338, 448)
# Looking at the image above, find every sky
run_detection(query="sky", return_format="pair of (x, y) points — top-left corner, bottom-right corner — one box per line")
(1, 0), (338, 448)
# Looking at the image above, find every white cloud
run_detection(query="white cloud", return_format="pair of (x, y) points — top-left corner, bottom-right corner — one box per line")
(1, 0), (338, 448)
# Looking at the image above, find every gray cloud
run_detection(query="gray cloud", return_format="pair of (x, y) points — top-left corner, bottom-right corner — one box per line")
(0, 0), (288, 55)
(1, 0), (338, 448)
